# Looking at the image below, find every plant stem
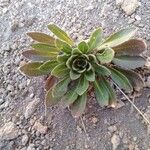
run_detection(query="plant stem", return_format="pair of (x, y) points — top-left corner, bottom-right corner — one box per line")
(113, 81), (150, 125)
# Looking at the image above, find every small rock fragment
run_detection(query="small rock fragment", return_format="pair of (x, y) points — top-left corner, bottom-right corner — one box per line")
(33, 121), (48, 134)
(0, 122), (19, 140)
(108, 125), (117, 133)
(120, 0), (139, 15)
(24, 98), (40, 119)
(21, 134), (29, 146)
(91, 117), (98, 124)
(111, 134), (120, 150)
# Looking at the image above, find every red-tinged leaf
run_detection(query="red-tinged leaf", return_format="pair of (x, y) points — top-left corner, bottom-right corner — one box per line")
(45, 75), (58, 91)
(70, 92), (87, 118)
(113, 39), (147, 56)
(19, 62), (49, 77)
(45, 88), (60, 107)
(27, 32), (55, 45)
(113, 56), (146, 69)
(22, 50), (55, 61)
(31, 43), (59, 52)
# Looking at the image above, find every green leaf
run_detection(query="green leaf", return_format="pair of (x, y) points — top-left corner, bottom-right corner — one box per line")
(72, 48), (82, 55)
(61, 88), (78, 107)
(48, 24), (74, 46)
(22, 50), (53, 61)
(109, 67), (133, 92)
(66, 55), (77, 69)
(102, 77), (117, 106)
(88, 28), (103, 51)
(93, 78), (109, 106)
(96, 47), (114, 64)
(94, 64), (111, 76)
(57, 54), (70, 63)
(19, 62), (49, 77)
(51, 63), (70, 78)
(45, 75), (57, 91)
(52, 77), (71, 98)
(75, 75), (89, 95)
(45, 88), (60, 107)
(26, 32), (55, 45)
(113, 56), (146, 69)
(78, 41), (89, 53)
(31, 43), (59, 53)
(85, 69), (95, 82)
(70, 92), (87, 118)
(55, 39), (72, 54)
(99, 27), (137, 49)
(112, 39), (147, 56)
(70, 70), (81, 80)
(114, 67), (144, 91)
(39, 60), (58, 72)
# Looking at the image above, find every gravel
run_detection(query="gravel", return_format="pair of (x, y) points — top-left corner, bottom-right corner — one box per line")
(0, 0), (150, 149)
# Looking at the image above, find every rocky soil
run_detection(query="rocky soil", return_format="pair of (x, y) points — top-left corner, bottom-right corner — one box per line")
(0, 0), (150, 150)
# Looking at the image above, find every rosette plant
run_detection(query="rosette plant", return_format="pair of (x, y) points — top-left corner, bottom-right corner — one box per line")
(20, 24), (147, 117)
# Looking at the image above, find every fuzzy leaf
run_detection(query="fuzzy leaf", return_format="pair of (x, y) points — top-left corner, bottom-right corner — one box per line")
(114, 67), (144, 91)
(39, 60), (58, 72)
(19, 62), (48, 77)
(70, 70), (81, 80)
(85, 69), (95, 82)
(96, 47), (114, 64)
(102, 77), (117, 106)
(55, 39), (72, 54)
(61, 88), (78, 107)
(57, 54), (70, 63)
(94, 64), (111, 76)
(88, 28), (103, 51)
(66, 55), (77, 69)
(113, 39), (147, 56)
(27, 32), (55, 45)
(31, 43), (59, 53)
(52, 77), (71, 98)
(22, 50), (53, 61)
(78, 41), (89, 53)
(93, 79), (109, 106)
(70, 92), (87, 118)
(99, 28), (136, 49)
(51, 63), (70, 78)
(109, 67), (133, 92)
(45, 75), (57, 91)
(75, 75), (89, 95)
(48, 24), (74, 46)
(45, 88), (60, 107)
(113, 56), (146, 69)
(72, 48), (82, 55)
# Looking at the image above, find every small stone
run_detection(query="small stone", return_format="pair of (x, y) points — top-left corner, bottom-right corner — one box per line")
(135, 15), (141, 21)
(111, 134), (120, 150)
(91, 117), (98, 124)
(76, 125), (82, 133)
(21, 134), (29, 146)
(27, 144), (35, 150)
(108, 125), (117, 133)
(24, 98), (40, 119)
(33, 121), (48, 134)
(121, 0), (139, 15)
(145, 76), (150, 88)
(0, 122), (19, 140)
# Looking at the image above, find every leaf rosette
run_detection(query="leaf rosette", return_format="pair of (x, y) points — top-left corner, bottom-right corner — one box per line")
(19, 24), (147, 118)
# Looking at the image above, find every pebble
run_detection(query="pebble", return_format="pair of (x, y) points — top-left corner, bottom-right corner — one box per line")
(0, 99), (4, 105)
(24, 98), (40, 119)
(32, 121), (48, 134)
(118, 0), (139, 15)
(111, 133), (120, 150)
(0, 122), (19, 140)
(108, 125), (117, 133)
(22, 134), (29, 146)
(91, 117), (98, 124)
